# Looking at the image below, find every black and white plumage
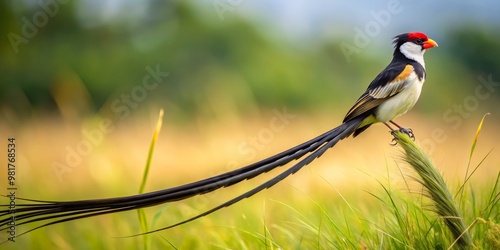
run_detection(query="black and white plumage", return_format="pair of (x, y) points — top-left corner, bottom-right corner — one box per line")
(346, 32), (437, 136)
(0, 32), (438, 238)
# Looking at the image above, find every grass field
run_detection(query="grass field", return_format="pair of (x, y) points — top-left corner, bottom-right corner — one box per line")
(1, 110), (499, 249)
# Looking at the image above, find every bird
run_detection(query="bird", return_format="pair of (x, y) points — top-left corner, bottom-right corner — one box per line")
(0, 32), (438, 239)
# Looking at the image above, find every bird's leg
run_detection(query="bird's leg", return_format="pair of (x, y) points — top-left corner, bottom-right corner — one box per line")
(383, 122), (399, 146)
(389, 121), (415, 140)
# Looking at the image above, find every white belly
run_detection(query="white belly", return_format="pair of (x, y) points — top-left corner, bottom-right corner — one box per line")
(375, 75), (424, 122)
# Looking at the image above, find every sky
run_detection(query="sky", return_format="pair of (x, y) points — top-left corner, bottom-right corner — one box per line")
(235, 0), (500, 42)
(24, 0), (497, 48)
(34, 0), (497, 36)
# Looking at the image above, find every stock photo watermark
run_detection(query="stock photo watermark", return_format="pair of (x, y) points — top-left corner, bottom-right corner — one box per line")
(192, 107), (296, 207)
(7, 0), (70, 54)
(212, 0), (245, 21)
(420, 74), (499, 152)
(5, 137), (17, 242)
(340, 0), (409, 63)
(51, 64), (169, 182)
(232, 107), (297, 165)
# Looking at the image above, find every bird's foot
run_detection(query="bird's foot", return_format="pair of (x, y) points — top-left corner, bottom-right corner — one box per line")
(389, 128), (415, 146)
(399, 127), (415, 140)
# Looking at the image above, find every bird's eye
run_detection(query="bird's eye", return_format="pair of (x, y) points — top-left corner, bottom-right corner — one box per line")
(414, 38), (424, 44)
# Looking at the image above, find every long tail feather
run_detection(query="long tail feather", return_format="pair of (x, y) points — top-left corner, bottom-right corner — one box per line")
(0, 117), (364, 238)
(124, 117), (363, 237)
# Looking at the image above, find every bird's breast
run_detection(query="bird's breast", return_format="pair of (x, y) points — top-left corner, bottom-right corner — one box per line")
(374, 73), (424, 122)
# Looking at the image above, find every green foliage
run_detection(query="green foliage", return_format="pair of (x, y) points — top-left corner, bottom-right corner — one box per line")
(446, 26), (500, 77)
(485, 220), (500, 249)
(1, 2), (498, 121)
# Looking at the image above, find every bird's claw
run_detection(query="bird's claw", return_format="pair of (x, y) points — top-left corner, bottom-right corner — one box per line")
(390, 137), (398, 146)
(399, 127), (415, 140)
(389, 128), (415, 146)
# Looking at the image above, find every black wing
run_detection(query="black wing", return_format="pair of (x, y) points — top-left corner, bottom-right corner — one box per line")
(343, 62), (415, 123)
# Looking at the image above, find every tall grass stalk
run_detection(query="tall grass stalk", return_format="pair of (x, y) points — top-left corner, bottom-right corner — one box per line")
(137, 109), (164, 250)
(456, 113), (490, 203)
(392, 131), (473, 249)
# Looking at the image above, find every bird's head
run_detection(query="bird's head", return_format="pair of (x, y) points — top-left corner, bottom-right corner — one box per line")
(392, 32), (438, 66)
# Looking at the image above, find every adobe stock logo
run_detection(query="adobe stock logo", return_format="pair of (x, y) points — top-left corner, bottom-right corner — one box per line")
(7, 0), (70, 54)
(227, 107), (296, 169)
(212, 0), (244, 21)
(191, 106), (296, 208)
(340, 0), (409, 63)
(51, 64), (169, 182)
(420, 74), (499, 153)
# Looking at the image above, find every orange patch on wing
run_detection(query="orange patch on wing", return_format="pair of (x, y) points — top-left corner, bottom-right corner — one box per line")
(390, 65), (413, 84)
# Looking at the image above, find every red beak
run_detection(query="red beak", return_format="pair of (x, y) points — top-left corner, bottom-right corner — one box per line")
(423, 38), (438, 49)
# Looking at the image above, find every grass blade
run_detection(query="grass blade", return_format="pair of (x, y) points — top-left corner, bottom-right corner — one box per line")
(469, 113), (489, 161)
(456, 114), (490, 202)
(139, 109), (165, 194)
(137, 109), (165, 250)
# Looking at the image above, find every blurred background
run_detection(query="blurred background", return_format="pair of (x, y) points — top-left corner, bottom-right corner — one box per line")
(0, 0), (499, 248)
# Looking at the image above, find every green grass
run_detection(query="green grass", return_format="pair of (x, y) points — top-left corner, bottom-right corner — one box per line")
(137, 109), (164, 250)
(4, 117), (499, 249)
(146, 116), (497, 249)
(136, 117), (497, 249)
